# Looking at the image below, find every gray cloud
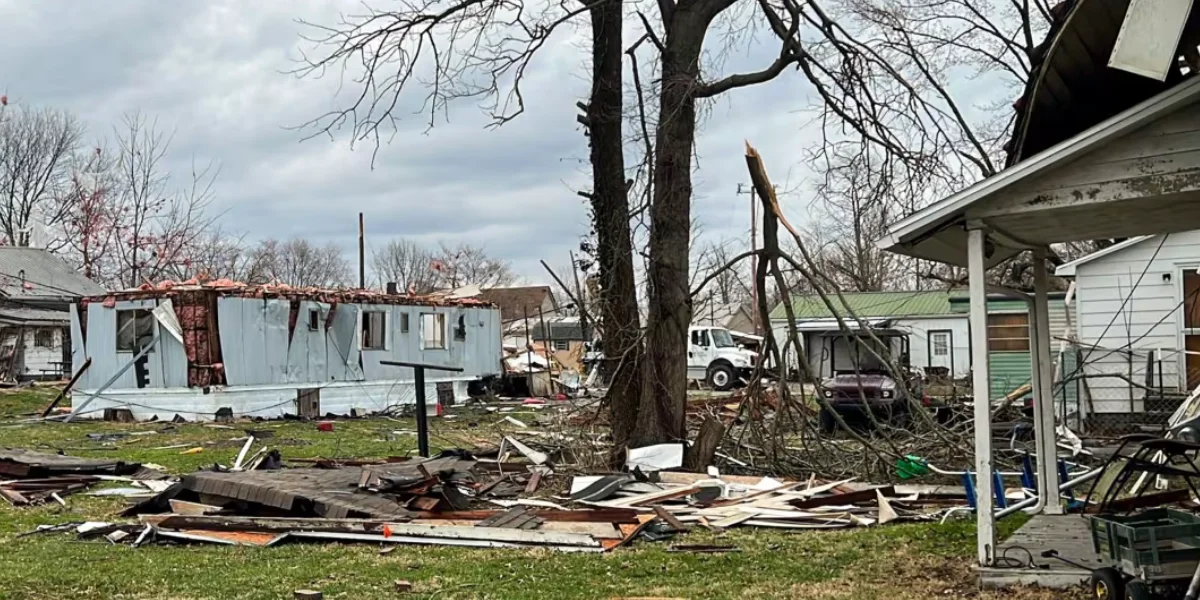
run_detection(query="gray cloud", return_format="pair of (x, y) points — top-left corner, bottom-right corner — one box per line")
(0, 0), (824, 283)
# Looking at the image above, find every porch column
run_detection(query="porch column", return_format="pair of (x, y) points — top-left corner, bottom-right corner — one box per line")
(1033, 248), (1063, 514)
(967, 227), (995, 565)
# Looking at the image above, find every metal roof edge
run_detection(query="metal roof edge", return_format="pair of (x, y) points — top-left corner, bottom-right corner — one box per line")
(1053, 236), (1154, 277)
(876, 75), (1200, 255)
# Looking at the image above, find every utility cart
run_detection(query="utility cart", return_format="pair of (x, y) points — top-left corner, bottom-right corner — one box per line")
(1088, 508), (1200, 599)
(1075, 437), (1200, 599)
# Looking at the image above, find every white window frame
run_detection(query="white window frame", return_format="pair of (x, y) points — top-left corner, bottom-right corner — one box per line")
(362, 311), (387, 350)
(116, 309), (155, 353)
(931, 331), (950, 357)
(421, 312), (447, 350)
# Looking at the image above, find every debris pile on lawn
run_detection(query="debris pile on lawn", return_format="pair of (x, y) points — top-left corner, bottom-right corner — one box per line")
(0, 448), (166, 506)
(568, 470), (966, 530)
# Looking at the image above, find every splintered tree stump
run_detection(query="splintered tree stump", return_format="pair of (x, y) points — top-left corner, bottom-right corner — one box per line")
(684, 415), (726, 472)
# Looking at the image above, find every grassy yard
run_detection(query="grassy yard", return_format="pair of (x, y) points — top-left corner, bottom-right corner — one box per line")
(0, 388), (1083, 600)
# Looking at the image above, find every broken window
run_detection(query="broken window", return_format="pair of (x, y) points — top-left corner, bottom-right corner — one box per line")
(454, 315), (467, 341)
(116, 309), (155, 352)
(362, 311), (386, 350)
(34, 329), (53, 348)
(308, 309), (321, 330)
(987, 314), (1029, 352)
(421, 313), (446, 349)
(400, 312), (410, 333)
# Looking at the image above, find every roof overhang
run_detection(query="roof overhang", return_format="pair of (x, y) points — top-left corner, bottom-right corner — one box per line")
(790, 318), (895, 333)
(1054, 236), (1154, 276)
(878, 76), (1200, 268)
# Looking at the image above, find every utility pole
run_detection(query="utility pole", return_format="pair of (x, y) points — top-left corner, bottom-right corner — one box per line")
(737, 184), (759, 334)
(358, 212), (366, 289)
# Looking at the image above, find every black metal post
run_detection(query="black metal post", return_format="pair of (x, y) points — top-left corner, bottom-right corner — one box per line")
(414, 366), (428, 457)
(380, 360), (464, 458)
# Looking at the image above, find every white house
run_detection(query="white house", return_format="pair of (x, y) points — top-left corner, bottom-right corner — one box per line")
(768, 290), (971, 380)
(1056, 230), (1200, 416)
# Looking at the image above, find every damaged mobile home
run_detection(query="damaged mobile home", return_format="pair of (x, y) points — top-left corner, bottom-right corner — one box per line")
(66, 282), (501, 421)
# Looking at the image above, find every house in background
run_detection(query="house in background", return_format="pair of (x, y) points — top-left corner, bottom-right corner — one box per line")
(768, 289), (1072, 403)
(769, 290), (970, 381)
(0, 248), (105, 381)
(69, 283), (501, 421)
(947, 293), (1074, 410)
(1056, 230), (1200, 427)
(477, 285), (559, 346)
(692, 298), (758, 336)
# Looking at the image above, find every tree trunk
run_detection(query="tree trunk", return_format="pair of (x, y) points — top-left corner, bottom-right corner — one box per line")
(636, 8), (709, 446)
(583, 0), (643, 450)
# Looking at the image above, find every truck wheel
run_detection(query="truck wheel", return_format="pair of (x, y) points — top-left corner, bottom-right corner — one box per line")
(1123, 580), (1150, 600)
(707, 364), (735, 391)
(1090, 568), (1123, 600)
(818, 407), (837, 434)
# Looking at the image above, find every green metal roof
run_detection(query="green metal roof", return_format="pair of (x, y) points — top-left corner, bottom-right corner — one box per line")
(769, 290), (960, 320)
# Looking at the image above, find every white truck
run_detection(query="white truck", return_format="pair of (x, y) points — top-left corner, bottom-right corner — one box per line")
(687, 326), (758, 391)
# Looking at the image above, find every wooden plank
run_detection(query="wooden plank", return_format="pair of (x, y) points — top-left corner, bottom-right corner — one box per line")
(653, 506), (690, 532)
(168, 500), (223, 516)
(414, 509), (639, 524)
(790, 486), (895, 509)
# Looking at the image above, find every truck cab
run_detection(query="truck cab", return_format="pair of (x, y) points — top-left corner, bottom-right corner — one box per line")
(687, 326), (757, 391)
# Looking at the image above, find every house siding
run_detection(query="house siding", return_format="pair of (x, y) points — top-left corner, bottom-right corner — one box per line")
(1069, 229), (1200, 413)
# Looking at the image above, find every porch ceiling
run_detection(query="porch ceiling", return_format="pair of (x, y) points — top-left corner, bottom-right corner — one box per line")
(878, 77), (1200, 268)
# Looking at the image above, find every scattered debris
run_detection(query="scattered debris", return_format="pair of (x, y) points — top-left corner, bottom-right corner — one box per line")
(626, 443), (684, 472)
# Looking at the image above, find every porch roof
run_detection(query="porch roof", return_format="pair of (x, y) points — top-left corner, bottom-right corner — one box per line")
(876, 76), (1200, 267)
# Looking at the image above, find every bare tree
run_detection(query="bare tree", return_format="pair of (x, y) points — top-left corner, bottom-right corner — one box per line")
(58, 145), (119, 281)
(579, 0), (643, 452)
(161, 229), (269, 284)
(693, 238), (752, 305)
(431, 242), (517, 289)
(108, 112), (221, 288)
(0, 105), (83, 247)
(809, 149), (902, 292)
(372, 238), (438, 293)
(296, 0), (838, 446)
(252, 237), (351, 287)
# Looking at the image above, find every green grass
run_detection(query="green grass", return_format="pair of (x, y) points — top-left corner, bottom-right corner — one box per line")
(0, 391), (1078, 600)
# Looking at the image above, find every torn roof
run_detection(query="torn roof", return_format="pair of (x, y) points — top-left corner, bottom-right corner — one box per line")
(476, 286), (557, 323)
(83, 278), (494, 308)
(1004, 0), (1197, 166)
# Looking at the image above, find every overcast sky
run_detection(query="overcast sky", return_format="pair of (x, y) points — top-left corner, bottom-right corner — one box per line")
(0, 1), (832, 284)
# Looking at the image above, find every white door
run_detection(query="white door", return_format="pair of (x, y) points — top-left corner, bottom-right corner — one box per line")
(688, 328), (714, 379)
(927, 330), (952, 374)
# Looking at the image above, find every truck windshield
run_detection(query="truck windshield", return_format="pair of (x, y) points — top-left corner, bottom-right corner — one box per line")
(711, 329), (736, 348)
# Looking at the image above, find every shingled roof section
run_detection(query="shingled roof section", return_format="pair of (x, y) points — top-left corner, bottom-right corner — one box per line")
(477, 286), (557, 323)
(0, 248), (106, 302)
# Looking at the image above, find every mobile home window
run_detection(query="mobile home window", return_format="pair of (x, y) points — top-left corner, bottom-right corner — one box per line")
(421, 313), (446, 349)
(116, 309), (155, 352)
(400, 312), (410, 333)
(454, 315), (467, 341)
(362, 311), (386, 350)
(307, 309), (321, 330)
(987, 314), (1029, 352)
